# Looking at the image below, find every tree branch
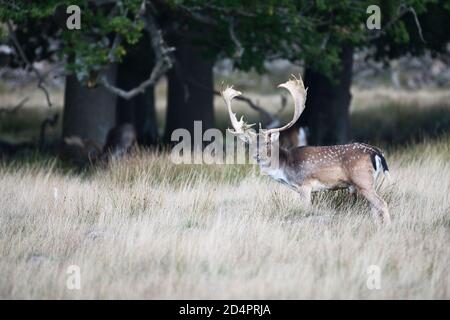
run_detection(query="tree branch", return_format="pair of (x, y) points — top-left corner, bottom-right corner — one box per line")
(228, 17), (244, 59)
(177, 4), (218, 25)
(406, 5), (425, 43)
(6, 21), (53, 107)
(100, 1), (174, 100)
(368, 4), (425, 43)
(174, 60), (282, 126)
(0, 97), (29, 115)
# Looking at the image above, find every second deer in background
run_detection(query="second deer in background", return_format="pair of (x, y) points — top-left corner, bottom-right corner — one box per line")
(63, 123), (137, 165)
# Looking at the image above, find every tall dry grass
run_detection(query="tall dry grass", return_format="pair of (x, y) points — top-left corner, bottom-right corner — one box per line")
(0, 136), (449, 299)
(1, 80), (449, 299)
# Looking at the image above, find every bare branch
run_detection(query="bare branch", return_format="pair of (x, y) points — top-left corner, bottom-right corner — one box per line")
(175, 62), (281, 125)
(406, 6), (425, 43)
(105, 6), (127, 62)
(231, 93), (279, 125)
(6, 21), (53, 107)
(108, 34), (123, 62)
(203, 4), (256, 17)
(368, 4), (425, 43)
(177, 4), (218, 25)
(100, 1), (174, 100)
(0, 97), (29, 115)
(228, 18), (244, 59)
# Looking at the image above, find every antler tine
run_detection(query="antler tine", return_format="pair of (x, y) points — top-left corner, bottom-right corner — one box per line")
(264, 74), (307, 135)
(221, 85), (245, 134)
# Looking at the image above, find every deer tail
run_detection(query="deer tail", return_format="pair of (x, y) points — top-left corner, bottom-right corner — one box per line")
(371, 151), (391, 182)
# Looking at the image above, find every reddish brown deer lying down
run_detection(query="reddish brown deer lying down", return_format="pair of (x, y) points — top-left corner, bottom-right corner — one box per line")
(63, 123), (137, 165)
(222, 75), (391, 224)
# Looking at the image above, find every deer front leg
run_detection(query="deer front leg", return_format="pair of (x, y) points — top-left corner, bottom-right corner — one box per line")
(296, 185), (312, 209)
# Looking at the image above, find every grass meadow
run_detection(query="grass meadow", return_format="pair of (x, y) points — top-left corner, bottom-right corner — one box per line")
(0, 83), (449, 299)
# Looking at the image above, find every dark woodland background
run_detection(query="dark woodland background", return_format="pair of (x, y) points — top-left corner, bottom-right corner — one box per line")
(0, 0), (449, 164)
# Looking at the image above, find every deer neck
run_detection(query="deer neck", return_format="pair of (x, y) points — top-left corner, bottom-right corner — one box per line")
(258, 145), (293, 186)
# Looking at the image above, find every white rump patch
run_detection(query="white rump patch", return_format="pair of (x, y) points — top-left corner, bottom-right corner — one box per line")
(373, 155), (383, 180)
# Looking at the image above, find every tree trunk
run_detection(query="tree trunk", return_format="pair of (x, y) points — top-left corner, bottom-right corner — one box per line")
(300, 44), (354, 145)
(116, 38), (158, 146)
(163, 41), (214, 144)
(62, 64), (117, 147)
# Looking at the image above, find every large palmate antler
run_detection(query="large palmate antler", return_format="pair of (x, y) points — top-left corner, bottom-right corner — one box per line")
(263, 75), (307, 135)
(221, 86), (256, 136)
(222, 74), (307, 137)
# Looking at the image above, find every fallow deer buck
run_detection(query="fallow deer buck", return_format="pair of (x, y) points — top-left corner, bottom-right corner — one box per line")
(222, 75), (391, 224)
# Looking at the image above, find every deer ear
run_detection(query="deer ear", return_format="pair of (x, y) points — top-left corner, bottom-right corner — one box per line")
(270, 132), (279, 143)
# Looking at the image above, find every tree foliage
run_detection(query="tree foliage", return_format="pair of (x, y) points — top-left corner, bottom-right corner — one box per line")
(1, 0), (447, 84)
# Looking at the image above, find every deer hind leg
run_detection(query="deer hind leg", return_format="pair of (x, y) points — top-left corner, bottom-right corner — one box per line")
(358, 188), (390, 224)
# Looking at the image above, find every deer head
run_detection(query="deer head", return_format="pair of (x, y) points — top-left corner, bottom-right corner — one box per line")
(222, 75), (307, 163)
